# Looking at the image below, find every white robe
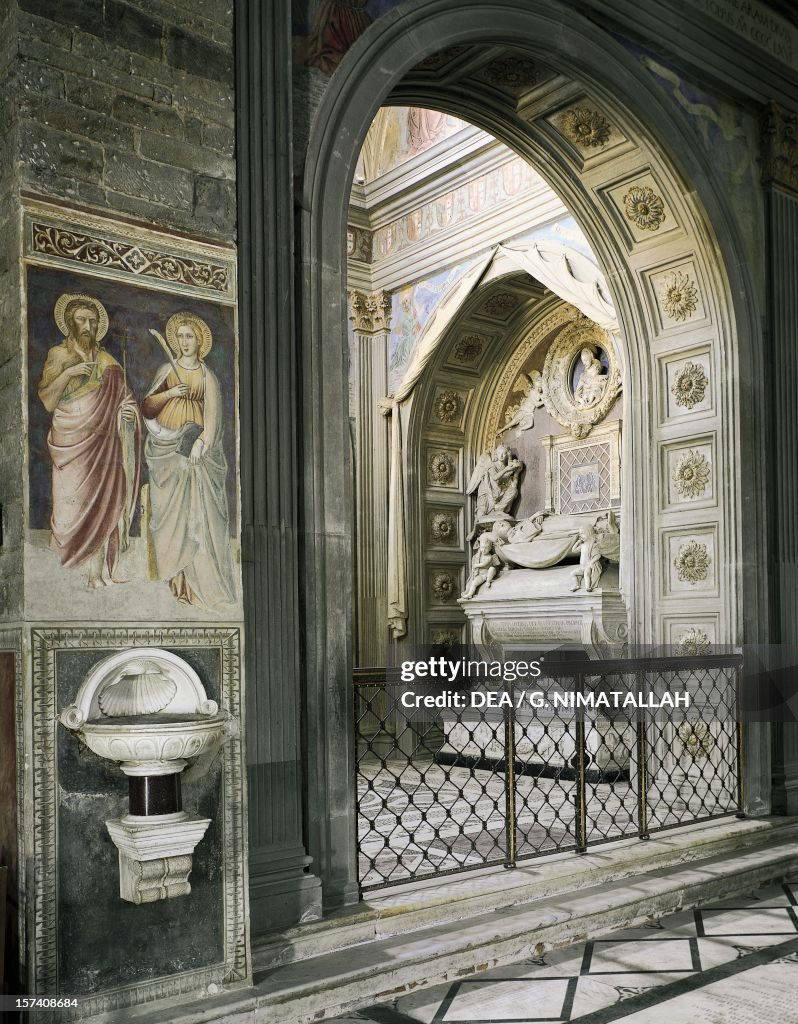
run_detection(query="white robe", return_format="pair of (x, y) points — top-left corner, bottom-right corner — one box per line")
(143, 363), (237, 608)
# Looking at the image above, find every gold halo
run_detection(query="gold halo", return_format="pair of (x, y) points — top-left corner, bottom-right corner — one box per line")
(164, 312), (213, 360)
(54, 293), (109, 342)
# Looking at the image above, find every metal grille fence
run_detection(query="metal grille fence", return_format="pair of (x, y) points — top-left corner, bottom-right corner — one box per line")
(354, 655), (743, 892)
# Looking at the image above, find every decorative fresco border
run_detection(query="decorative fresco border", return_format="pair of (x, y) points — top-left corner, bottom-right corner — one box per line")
(0, 628), (25, 989)
(29, 626), (249, 1019)
(23, 197), (237, 304)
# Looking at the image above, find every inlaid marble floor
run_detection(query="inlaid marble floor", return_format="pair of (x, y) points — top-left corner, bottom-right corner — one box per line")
(358, 758), (735, 890)
(330, 882), (798, 1023)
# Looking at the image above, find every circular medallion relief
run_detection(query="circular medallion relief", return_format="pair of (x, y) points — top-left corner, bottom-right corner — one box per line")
(542, 319), (621, 438)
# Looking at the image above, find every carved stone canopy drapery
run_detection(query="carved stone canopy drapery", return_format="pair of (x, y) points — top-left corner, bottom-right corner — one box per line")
(348, 288), (392, 333)
(541, 318), (621, 438)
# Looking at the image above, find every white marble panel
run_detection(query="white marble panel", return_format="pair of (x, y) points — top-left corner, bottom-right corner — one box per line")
(661, 436), (716, 510)
(662, 527), (718, 596)
(659, 346), (714, 423)
(646, 256), (710, 335)
(604, 171), (680, 249)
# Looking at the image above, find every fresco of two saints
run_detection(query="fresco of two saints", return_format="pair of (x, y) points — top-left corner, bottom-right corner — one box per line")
(35, 291), (238, 611)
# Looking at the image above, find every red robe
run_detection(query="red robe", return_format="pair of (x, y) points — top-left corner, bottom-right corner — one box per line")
(305, 0), (371, 73)
(46, 352), (140, 574)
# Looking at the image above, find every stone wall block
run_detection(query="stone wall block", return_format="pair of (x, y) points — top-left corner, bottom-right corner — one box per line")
(180, 90), (235, 130)
(193, 173), (236, 236)
(202, 120), (234, 156)
(16, 58), (64, 99)
(166, 0), (232, 30)
(123, 50), (229, 113)
(112, 94), (183, 136)
(18, 0), (103, 38)
(31, 97), (135, 149)
(104, 0), (164, 60)
(166, 25), (233, 85)
(17, 11), (73, 52)
(63, 75), (114, 115)
(138, 130), (235, 179)
(132, 0), (231, 38)
(72, 29), (139, 73)
(184, 115), (204, 146)
(20, 122), (104, 186)
(19, 36), (159, 102)
(104, 149), (193, 209)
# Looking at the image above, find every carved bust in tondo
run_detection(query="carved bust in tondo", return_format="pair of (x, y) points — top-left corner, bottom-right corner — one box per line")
(573, 346), (607, 408)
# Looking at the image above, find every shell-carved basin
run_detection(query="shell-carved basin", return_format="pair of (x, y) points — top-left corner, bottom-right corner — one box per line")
(60, 649), (230, 778)
(80, 713), (228, 777)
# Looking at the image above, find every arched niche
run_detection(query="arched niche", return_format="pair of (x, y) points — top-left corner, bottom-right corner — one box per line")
(300, 0), (764, 906)
(403, 273), (624, 649)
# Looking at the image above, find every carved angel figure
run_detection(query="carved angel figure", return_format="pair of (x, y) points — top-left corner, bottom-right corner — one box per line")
(570, 510), (620, 592)
(574, 347), (608, 408)
(499, 370), (546, 436)
(462, 534), (501, 599)
(466, 445), (524, 540)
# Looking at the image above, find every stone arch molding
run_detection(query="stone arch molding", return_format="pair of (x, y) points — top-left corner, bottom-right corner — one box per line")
(299, 0), (759, 901)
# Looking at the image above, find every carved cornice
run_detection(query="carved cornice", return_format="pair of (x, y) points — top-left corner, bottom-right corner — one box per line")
(349, 289), (392, 333)
(762, 102), (798, 195)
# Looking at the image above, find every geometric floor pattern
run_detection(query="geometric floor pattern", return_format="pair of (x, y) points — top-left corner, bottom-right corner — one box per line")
(330, 882), (798, 1023)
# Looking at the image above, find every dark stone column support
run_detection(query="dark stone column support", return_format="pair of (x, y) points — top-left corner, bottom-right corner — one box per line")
(236, 0), (322, 933)
(763, 103), (798, 815)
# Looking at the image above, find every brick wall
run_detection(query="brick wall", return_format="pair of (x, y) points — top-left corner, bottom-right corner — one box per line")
(15, 0), (236, 239)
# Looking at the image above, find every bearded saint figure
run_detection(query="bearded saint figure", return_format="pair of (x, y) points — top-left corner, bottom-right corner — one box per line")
(38, 294), (140, 588)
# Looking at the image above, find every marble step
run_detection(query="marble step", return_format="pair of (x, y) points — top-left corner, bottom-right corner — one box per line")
(123, 817), (798, 1024)
(248, 831), (798, 1024)
(253, 816), (798, 972)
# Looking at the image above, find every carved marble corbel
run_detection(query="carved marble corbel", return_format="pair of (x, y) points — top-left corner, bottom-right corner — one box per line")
(60, 649), (231, 904)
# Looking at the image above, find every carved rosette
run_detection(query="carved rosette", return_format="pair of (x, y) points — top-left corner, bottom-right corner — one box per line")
(623, 185), (666, 231)
(541, 319), (621, 438)
(673, 541), (711, 584)
(562, 107), (611, 149)
(348, 289), (392, 333)
(671, 362), (708, 409)
(672, 450), (711, 499)
(434, 389), (464, 424)
(481, 292), (521, 319)
(431, 571), (458, 603)
(429, 511), (457, 545)
(453, 333), (485, 366)
(660, 271), (698, 322)
(479, 55), (541, 90)
(428, 451), (456, 486)
(678, 722), (712, 761)
(678, 627), (711, 656)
